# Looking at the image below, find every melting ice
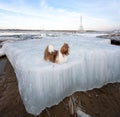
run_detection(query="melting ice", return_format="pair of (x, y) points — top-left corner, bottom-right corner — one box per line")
(1, 34), (120, 115)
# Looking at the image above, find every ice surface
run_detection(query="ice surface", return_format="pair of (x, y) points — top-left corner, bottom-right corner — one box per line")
(3, 35), (120, 115)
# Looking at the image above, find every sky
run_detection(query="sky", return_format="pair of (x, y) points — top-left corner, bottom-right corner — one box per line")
(0, 0), (120, 31)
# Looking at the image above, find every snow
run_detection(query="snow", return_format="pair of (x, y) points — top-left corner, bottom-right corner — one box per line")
(2, 34), (120, 115)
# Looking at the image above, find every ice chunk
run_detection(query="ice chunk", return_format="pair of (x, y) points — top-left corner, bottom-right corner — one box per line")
(77, 107), (91, 117)
(3, 36), (120, 115)
(68, 96), (91, 117)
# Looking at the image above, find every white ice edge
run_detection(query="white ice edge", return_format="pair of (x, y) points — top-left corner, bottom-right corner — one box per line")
(3, 35), (120, 115)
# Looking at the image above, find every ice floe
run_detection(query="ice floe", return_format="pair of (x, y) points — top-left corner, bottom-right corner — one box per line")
(2, 34), (120, 115)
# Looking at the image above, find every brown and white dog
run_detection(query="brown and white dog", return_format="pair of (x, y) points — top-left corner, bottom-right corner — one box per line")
(44, 43), (69, 64)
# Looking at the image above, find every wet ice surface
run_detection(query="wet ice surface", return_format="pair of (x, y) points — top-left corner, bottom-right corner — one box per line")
(2, 33), (120, 115)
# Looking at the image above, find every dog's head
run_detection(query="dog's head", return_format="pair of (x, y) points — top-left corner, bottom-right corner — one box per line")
(60, 43), (69, 56)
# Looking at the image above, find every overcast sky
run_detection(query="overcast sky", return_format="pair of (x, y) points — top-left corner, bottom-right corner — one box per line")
(0, 0), (120, 30)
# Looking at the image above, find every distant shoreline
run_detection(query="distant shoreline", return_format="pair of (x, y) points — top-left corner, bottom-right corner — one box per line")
(0, 29), (102, 33)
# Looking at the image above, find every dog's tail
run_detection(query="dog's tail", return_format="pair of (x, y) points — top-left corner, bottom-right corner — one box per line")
(47, 45), (55, 53)
(44, 45), (55, 61)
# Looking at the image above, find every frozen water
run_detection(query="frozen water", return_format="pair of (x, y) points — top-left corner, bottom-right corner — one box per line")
(77, 107), (91, 117)
(68, 96), (91, 116)
(0, 31), (46, 50)
(2, 34), (120, 115)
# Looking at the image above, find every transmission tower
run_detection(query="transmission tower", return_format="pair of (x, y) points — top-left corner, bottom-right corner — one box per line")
(79, 16), (84, 32)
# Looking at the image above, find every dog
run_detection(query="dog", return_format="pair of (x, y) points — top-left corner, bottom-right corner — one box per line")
(44, 43), (69, 64)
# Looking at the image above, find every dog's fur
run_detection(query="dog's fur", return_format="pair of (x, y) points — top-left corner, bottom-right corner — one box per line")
(44, 43), (69, 64)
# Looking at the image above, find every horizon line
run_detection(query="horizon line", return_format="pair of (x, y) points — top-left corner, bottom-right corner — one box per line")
(0, 28), (117, 32)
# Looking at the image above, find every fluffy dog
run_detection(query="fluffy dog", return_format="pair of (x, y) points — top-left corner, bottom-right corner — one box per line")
(44, 43), (69, 64)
